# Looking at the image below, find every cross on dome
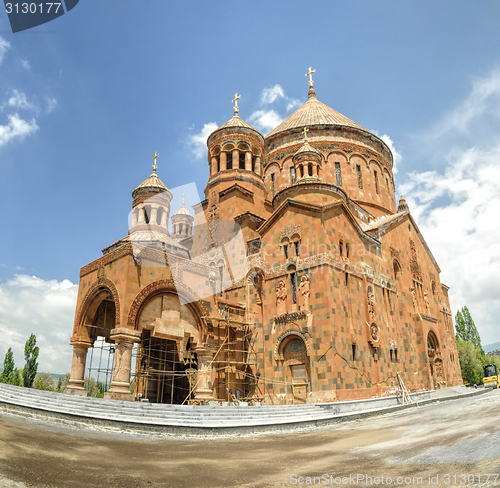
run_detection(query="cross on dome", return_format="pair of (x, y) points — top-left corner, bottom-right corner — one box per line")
(305, 67), (316, 87)
(152, 152), (159, 172)
(232, 93), (241, 115)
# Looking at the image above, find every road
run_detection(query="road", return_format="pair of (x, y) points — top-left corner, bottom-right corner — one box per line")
(0, 390), (499, 487)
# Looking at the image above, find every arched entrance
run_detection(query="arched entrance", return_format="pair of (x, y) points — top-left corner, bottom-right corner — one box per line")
(134, 292), (202, 404)
(278, 334), (310, 404)
(427, 330), (445, 390)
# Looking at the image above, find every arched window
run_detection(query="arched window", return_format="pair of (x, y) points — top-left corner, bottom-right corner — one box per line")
(290, 167), (296, 184)
(335, 162), (342, 187)
(356, 165), (363, 189)
(431, 281), (436, 295)
(239, 152), (245, 169)
(226, 152), (233, 170)
(308, 164), (313, 177)
(393, 260), (402, 280)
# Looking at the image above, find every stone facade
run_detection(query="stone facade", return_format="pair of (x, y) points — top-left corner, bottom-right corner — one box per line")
(66, 80), (462, 404)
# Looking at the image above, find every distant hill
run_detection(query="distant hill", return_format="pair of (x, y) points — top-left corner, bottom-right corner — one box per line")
(484, 342), (500, 353)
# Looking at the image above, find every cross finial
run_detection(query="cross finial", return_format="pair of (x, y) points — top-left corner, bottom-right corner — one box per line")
(182, 193), (185, 205)
(305, 67), (316, 87)
(152, 152), (159, 172)
(303, 127), (309, 141)
(232, 93), (241, 115)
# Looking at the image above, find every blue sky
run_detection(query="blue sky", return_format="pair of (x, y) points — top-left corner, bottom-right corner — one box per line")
(1, 1), (500, 372)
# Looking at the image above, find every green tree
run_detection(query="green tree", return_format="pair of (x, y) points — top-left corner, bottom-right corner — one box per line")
(456, 339), (483, 385)
(455, 309), (466, 342)
(462, 306), (483, 352)
(33, 372), (56, 391)
(0, 348), (15, 383)
(22, 334), (39, 388)
(9, 368), (23, 386)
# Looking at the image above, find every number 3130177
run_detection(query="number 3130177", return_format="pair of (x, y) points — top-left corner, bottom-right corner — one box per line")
(5, 3), (62, 13)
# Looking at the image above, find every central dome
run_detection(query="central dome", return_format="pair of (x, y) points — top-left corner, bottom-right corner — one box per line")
(266, 89), (366, 138)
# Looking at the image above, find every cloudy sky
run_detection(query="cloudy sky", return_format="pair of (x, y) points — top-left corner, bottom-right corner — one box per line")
(1, 1), (500, 373)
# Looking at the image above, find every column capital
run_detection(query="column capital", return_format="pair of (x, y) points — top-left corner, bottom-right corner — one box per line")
(109, 328), (142, 343)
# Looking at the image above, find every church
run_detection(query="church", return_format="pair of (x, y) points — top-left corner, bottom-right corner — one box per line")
(65, 69), (463, 404)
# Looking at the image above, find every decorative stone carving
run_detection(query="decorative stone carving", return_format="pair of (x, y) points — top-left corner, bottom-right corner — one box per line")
(298, 275), (310, 311)
(424, 291), (430, 313)
(367, 286), (375, 320)
(279, 224), (301, 241)
(367, 322), (380, 349)
(410, 286), (418, 310)
(276, 279), (287, 315)
(207, 203), (219, 221)
(409, 238), (422, 282)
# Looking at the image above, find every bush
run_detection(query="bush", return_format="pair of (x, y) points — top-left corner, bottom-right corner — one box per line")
(33, 372), (56, 391)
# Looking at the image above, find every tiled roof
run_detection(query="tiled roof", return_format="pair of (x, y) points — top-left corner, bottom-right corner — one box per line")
(132, 170), (169, 198)
(217, 115), (257, 131)
(266, 94), (366, 138)
(172, 203), (193, 218)
(294, 141), (322, 157)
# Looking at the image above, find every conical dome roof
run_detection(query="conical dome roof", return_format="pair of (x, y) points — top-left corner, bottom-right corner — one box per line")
(207, 114), (264, 146)
(172, 195), (193, 220)
(266, 89), (366, 139)
(132, 168), (171, 200)
(293, 141), (322, 159)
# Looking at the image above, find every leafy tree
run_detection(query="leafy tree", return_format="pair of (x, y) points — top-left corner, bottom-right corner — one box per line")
(9, 368), (23, 386)
(456, 339), (483, 385)
(0, 348), (15, 383)
(455, 306), (482, 351)
(455, 309), (466, 342)
(34, 372), (56, 391)
(22, 334), (39, 388)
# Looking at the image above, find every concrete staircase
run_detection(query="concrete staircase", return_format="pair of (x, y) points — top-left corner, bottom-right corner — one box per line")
(0, 382), (487, 436)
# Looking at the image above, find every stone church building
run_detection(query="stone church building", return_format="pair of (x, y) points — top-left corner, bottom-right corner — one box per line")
(66, 72), (463, 404)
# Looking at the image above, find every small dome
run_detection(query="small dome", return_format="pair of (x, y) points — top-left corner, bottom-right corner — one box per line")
(132, 168), (171, 201)
(207, 114), (264, 147)
(397, 195), (409, 213)
(293, 141), (322, 160)
(172, 195), (193, 220)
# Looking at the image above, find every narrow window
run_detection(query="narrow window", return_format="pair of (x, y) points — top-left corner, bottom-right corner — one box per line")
(374, 170), (379, 194)
(284, 244), (289, 259)
(271, 173), (276, 196)
(300, 166), (304, 178)
(291, 272), (297, 304)
(390, 349), (393, 361)
(239, 152), (245, 169)
(252, 156), (257, 172)
(290, 167), (296, 184)
(335, 162), (342, 187)
(339, 240), (344, 257)
(217, 156), (220, 173)
(356, 165), (363, 189)
(226, 152), (233, 170)
(346, 243), (350, 258)
(352, 344), (357, 360)
(294, 241), (300, 257)
(386, 176), (389, 189)
(395, 349), (398, 361)
(219, 266), (224, 296)
(308, 164), (313, 177)
(344, 272), (349, 286)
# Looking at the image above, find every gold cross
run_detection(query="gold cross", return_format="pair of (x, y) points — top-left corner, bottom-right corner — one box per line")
(232, 93), (241, 114)
(152, 152), (159, 171)
(305, 66), (316, 87)
(182, 193), (185, 205)
(303, 127), (309, 141)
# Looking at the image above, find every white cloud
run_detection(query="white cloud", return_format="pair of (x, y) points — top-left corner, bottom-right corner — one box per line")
(0, 275), (78, 374)
(0, 113), (39, 147)
(394, 69), (500, 347)
(377, 133), (402, 175)
(248, 109), (283, 134)
(189, 122), (218, 160)
(21, 59), (30, 70)
(261, 85), (285, 104)
(436, 69), (500, 137)
(0, 37), (10, 64)
(7, 90), (34, 111)
(46, 97), (57, 113)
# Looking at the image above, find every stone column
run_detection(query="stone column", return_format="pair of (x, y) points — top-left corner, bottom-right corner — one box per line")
(232, 149), (239, 169)
(65, 340), (92, 396)
(138, 206), (145, 224)
(160, 209), (168, 228)
(220, 152), (227, 171)
(150, 205), (158, 225)
(193, 346), (216, 402)
(105, 328), (141, 401)
(255, 157), (261, 176)
(245, 151), (252, 171)
(211, 157), (217, 176)
(131, 208), (138, 227)
(313, 164), (318, 177)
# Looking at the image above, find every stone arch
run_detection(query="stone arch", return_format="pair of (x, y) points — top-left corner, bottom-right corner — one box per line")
(393, 259), (402, 280)
(127, 279), (210, 340)
(274, 328), (311, 361)
(73, 278), (120, 336)
(349, 153), (369, 168)
(427, 329), (440, 354)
